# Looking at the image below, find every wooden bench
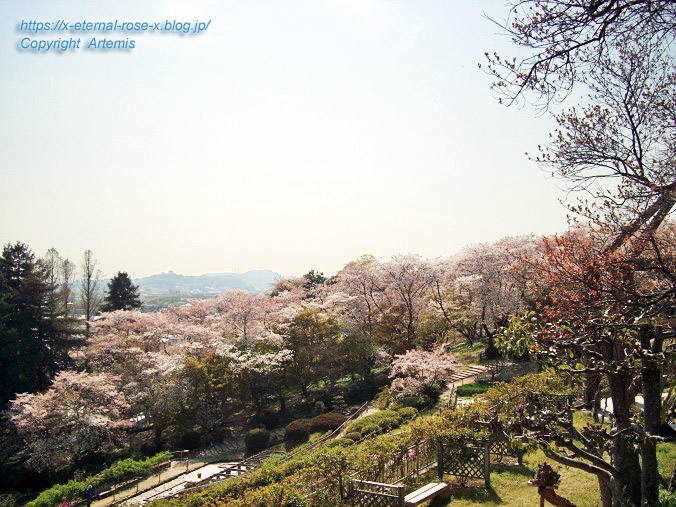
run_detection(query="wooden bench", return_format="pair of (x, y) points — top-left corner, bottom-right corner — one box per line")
(404, 482), (448, 506)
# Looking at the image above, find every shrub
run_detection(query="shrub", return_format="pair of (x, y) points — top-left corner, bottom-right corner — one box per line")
(284, 419), (311, 442)
(331, 395), (348, 413)
(245, 428), (271, 454)
(372, 373), (389, 388)
(313, 389), (331, 409)
(261, 409), (287, 430)
(390, 396), (420, 410)
(390, 394), (434, 410)
(309, 411), (347, 434)
(345, 410), (403, 435)
(324, 438), (351, 448)
(344, 432), (362, 442)
(360, 423), (380, 436)
(396, 407), (418, 421)
(344, 383), (363, 403)
(374, 387), (392, 410)
(312, 401), (326, 416)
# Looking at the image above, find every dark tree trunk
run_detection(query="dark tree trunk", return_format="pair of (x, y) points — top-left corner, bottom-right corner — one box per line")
(607, 368), (642, 506)
(640, 325), (662, 505)
(605, 340), (642, 506)
(277, 389), (286, 414)
(598, 476), (612, 507)
(582, 367), (602, 420)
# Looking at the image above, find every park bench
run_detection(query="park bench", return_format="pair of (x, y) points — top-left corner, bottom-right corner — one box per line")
(404, 482), (448, 506)
(351, 480), (448, 507)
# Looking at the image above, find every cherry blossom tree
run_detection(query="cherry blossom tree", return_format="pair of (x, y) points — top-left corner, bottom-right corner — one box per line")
(448, 236), (542, 355)
(388, 346), (458, 399)
(483, 0), (674, 108)
(379, 255), (437, 351)
(7, 371), (130, 471)
(229, 347), (294, 416)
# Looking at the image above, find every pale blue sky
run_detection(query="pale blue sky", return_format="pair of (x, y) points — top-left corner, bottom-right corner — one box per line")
(0, 0), (569, 278)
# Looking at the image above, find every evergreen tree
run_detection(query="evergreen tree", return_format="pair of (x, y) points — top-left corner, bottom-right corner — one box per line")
(302, 269), (326, 290)
(101, 271), (142, 311)
(0, 242), (77, 408)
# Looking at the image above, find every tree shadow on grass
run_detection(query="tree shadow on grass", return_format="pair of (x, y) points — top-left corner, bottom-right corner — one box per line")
(431, 479), (503, 505)
(492, 463), (533, 477)
(436, 486), (503, 505)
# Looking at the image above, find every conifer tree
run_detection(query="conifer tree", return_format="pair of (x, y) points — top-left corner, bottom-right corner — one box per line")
(101, 271), (142, 311)
(0, 242), (77, 408)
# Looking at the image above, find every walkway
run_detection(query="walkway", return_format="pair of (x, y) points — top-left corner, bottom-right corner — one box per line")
(598, 393), (675, 430)
(124, 463), (239, 504)
(91, 460), (207, 507)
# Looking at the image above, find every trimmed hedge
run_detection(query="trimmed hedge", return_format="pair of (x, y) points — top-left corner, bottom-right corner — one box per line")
(284, 419), (311, 442)
(245, 428), (271, 454)
(345, 410), (403, 436)
(29, 452), (171, 507)
(308, 411), (347, 434)
(396, 407), (418, 421)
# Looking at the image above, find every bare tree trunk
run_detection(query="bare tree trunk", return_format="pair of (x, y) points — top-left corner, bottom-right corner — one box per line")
(80, 250), (101, 335)
(640, 325), (662, 505)
(605, 342), (641, 506)
(598, 476), (612, 507)
(607, 370), (642, 506)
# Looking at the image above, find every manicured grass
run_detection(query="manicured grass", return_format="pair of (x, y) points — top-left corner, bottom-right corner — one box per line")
(447, 339), (486, 364)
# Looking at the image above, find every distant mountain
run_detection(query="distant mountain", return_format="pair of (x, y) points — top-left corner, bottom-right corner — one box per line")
(132, 270), (282, 295)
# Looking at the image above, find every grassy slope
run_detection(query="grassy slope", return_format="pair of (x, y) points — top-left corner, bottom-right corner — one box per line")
(447, 339), (485, 364)
(429, 412), (675, 506)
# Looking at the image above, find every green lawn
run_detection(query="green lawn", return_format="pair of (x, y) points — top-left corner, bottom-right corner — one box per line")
(447, 339), (486, 364)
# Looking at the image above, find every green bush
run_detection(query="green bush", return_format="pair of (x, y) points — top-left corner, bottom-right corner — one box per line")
(0, 493), (17, 507)
(309, 411), (347, 434)
(245, 428), (271, 454)
(345, 410), (403, 435)
(344, 432), (362, 442)
(284, 419), (311, 442)
(324, 438), (352, 448)
(360, 423), (381, 436)
(373, 387), (391, 410)
(331, 395), (348, 413)
(29, 452), (171, 507)
(312, 400), (326, 415)
(396, 406), (418, 421)
(390, 396), (420, 410)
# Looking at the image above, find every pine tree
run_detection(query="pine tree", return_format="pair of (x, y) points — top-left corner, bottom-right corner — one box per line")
(0, 242), (77, 408)
(101, 271), (142, 311)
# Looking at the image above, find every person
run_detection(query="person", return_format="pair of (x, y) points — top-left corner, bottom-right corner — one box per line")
(85, 485), (93, 507)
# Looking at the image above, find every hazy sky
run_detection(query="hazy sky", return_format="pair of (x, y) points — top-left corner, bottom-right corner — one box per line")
(0, 0), (571, 278)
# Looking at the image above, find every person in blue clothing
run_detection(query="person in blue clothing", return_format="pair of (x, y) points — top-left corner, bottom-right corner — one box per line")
(85, 485), (93, 507)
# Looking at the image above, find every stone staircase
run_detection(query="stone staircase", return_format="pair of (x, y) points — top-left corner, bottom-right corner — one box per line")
(195, 437), (245, 461)
(448, 364), (487, 384)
